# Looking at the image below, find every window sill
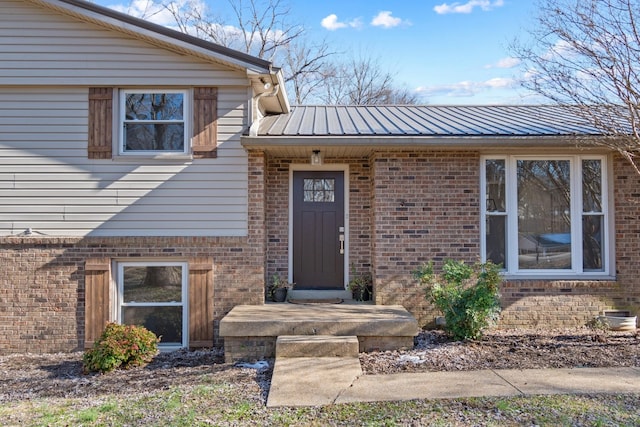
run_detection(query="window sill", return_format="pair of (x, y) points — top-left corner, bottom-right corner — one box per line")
(501, 274), (615, 282)
(113, 154), (193, 162)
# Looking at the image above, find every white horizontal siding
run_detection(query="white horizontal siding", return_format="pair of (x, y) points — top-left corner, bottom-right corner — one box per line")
(0, 85), (250, 237)
(0, 0), (250, 86)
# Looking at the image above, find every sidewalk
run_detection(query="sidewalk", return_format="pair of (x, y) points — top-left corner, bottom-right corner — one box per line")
(267, 361), (640, 407)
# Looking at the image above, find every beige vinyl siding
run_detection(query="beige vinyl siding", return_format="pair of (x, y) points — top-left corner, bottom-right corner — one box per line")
(0, 0), (248, 86)
(0, 86), (249, 237)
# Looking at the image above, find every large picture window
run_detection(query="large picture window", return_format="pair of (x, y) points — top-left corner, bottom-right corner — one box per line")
(119, 90), (188, 155)
(481, 155), (610, 277)
(117, 262), (188, 349)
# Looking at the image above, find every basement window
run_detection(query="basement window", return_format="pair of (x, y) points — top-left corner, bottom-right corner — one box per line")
(116, 261), (188, 349)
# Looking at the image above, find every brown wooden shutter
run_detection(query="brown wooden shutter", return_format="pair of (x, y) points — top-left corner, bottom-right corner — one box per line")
(189, 258), (214, 347)
(192, 87), (218, 159)
(84, 258), (111, 348)
(88, 87), (113, 159)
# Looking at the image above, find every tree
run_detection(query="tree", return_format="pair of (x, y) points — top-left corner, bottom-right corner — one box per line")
(512, 0), (640, 172)
(321, 54), (421, 105)
(282, 39), (335, 104)
(150, 0), (335, 103)
(123, 0), (420, 106)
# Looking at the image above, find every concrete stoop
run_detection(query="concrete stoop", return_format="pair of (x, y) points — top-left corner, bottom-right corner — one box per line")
(267, 335), (363, 407)
(219, 304), (420, 363)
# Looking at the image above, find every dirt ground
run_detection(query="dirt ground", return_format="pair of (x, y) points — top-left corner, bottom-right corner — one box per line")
(0, 327), (638, 404)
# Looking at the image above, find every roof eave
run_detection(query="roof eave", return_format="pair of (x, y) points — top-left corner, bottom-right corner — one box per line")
(241, 134), (606, 150)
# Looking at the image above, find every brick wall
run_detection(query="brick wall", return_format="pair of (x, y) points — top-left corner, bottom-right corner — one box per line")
(265, 156), (291, 281)
(371, 151), (480, 326)
(611, 154), (640, 316)
(0, 236), (266, 354)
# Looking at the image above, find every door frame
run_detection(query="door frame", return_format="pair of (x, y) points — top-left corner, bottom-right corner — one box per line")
(288, 164), (350, 288)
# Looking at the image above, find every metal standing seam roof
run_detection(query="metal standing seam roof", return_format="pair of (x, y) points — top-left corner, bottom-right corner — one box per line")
(257, 105), (606, 137)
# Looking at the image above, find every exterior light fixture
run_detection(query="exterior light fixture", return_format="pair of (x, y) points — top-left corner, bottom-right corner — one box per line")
(311, 150), (323, 165)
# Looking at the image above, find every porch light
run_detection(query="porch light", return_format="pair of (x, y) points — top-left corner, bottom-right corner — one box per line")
(311, 150), (323, 165)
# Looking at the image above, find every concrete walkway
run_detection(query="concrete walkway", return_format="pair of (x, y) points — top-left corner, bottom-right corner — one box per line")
(267, 363), (640, 407)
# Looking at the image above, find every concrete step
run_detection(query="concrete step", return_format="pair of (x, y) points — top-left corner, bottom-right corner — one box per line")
(276, 335), (359, 358)
(287, 289), (352, 300)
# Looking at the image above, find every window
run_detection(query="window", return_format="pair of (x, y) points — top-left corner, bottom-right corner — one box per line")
(481, 155), (610, 277)
(303, 178), (335, 202)
(89, 87), (217, 159)
(117, 262), (188, 349)
(119, 90), (188, 155)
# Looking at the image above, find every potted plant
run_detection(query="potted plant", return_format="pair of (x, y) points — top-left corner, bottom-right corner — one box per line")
(269, 275), (293, 302)
(348, 266), (373, 301)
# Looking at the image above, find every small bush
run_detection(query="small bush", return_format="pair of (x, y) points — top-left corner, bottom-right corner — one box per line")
(83, 323), (159, 373)
(414, 259), (502, 340)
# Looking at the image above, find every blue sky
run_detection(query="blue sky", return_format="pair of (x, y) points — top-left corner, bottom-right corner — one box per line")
(94, 0), (539, 105)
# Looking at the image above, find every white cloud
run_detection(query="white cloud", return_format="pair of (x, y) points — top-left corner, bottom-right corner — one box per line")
(485, 57), (521, 69)
(321, 14), (362, 31)
(371, 11), (405, 29)
(321, 14), (347, 30)
(434, 0), (504, 15)
(416, 76), (515, 98)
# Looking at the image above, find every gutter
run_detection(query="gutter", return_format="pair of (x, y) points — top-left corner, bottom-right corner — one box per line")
(241, 134), (607, 149)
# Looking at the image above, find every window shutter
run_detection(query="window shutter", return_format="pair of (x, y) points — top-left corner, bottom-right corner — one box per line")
(84, 258), (111, 348)
(189, 258), (214, 347)
(88, 88), (113, 159)
(192, 87), (218, 159)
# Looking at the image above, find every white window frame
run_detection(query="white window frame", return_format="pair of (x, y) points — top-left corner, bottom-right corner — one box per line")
(480, 154), (613, 279)
(116, 261), (188, 350)
(118, 89), (190, 156)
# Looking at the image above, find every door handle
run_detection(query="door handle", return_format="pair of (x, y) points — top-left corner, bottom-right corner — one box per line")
(339, 233), (345, 254)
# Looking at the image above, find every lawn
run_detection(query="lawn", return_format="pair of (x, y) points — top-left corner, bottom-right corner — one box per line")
(1, 372), (638, 426)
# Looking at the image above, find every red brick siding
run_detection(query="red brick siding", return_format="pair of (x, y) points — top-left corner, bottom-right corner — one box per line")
(0, 236), (265, 354)
(611, 154), (640, 315)
(371, 151), (480, 326)
(265, 156), (291, 281)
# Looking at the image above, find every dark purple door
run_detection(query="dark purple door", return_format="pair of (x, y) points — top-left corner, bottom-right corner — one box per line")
(292, 171), (345, 289)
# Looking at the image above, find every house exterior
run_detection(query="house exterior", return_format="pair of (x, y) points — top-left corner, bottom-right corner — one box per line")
(1, 0), (638, 354)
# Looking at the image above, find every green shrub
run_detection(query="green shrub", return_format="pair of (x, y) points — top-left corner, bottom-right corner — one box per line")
(83, 323), (159, 373)
(414, 259), (502, 340)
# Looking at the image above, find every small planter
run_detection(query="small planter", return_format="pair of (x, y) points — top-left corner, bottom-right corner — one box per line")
(351, 285), (372, 301)
(363, 284), (372, 301)
(599, 310), (637, 331)
(272, 287), (288, 303)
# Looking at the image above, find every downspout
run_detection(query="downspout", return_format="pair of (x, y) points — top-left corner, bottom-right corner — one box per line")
(249, 83), (280, 136)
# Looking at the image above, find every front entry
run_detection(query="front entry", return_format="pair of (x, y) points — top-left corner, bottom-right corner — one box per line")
(292, 170), (345, 289)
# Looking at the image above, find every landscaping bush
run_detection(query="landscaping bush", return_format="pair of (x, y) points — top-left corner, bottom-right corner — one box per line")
(83, 323), (160, 373)
(414, 259), (502, 340)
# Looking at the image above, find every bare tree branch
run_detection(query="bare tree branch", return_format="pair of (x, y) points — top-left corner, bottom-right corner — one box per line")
(136, 0), (421, 106)
(512, 0), (640, 173)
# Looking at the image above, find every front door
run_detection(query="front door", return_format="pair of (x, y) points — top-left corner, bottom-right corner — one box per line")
(292, 171), (345, 289)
